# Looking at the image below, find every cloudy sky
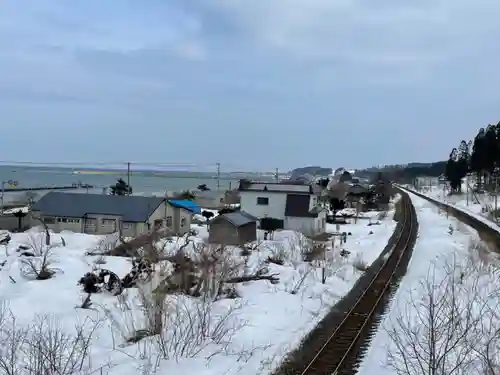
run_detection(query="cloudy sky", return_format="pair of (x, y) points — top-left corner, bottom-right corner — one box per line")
(0, 0), (499, 172)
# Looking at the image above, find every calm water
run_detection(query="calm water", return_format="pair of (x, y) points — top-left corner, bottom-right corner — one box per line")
(0, 165), (270, 204)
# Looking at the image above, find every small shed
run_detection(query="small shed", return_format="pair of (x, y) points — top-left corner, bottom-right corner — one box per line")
(208, 211), (257, 245)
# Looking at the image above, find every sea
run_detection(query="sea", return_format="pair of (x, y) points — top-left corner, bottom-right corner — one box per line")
(0, 165), (277, 205)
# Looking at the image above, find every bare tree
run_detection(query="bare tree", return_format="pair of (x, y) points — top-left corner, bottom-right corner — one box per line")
(386, 253), (499, 375)
(29, 215), (50, 246)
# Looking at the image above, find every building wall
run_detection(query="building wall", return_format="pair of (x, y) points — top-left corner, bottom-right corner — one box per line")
(147, 202), (191, 235)
(31, 200), (193, 237)
(247, 183), (310, 193)
(209, 219), (238, 245)
(179, 208), (192, 234)
(32, 212), (124, 234)
(284, 211), (326, 235)
(147, 201), (172, 230)
(31, 210), (83, 233)
(171, 207), (192, 235)
(238, 222), (257, 244)
(209, 220), (257, 245)
(0, 213), (28, 231)
(239, 191), (288, 220)
(194, 196), (225, 209)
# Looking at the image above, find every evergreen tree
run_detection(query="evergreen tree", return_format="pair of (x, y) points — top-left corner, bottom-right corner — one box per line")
(470, 128), (486, 188)
(110, 178), (132, 196)
(446, 148), (461, 192)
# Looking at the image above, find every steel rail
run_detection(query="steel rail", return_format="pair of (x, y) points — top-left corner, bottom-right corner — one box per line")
(300, 193), (415, 375)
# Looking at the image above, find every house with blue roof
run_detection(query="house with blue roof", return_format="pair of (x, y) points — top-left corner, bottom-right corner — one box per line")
(31, 191), (201, 237)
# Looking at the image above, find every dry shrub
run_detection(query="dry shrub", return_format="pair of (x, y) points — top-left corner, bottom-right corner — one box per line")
(302, 242), (326, 262)
(240, 241), (261, 257)
(287, 233), (326, 262)
(352, 253), (368, 272)
(93, 254), (107, 265)
(20, 232), (57, 280)
(0, 305), (101, 375)
(287, 263), (314, 295)
(106, 281), (247, 368)
(190, 243), (243, 298)
(267, 243), (287, 265)
(377, 210), (388, 220)
(93, 232), (121, 254)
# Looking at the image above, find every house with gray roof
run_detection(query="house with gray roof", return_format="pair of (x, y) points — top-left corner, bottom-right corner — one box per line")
(208, 211), (257, 245)
(31, 192), (200, 237)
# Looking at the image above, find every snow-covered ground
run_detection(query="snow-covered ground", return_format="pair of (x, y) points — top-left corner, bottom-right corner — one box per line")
(0, 203), (399, 375)
(193, 208), (219, 223)
(359, 190), (500, 375)
(325, 208), (398, 267)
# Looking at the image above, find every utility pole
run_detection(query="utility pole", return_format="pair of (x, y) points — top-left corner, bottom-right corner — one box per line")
(127, 162), (131, 195)
(275, 168), (279, 183)
(495, 176), (498, 220)
(216, 163), (220, 191)
(466, 174), (469, 206)
(1, 181), (4, 214)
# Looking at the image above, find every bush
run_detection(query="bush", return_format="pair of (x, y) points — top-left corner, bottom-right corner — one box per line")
(0, 306), (100, 375)
(267, 243), (287, 265)
(20, 232), (57, 280)
(352, 253), (368, 272)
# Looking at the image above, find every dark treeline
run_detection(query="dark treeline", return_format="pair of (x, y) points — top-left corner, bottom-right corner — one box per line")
(357, 162), (447, 183)
(445, 121), (500, 192)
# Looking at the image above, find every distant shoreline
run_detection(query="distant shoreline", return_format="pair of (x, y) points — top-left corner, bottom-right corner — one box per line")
(0, 165), (276, 180)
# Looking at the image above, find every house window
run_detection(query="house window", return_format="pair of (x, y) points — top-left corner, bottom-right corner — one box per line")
(43, 217), (55, 224)
(166, 216), (173, 227)
(58, 218), (80, 223)
(154, 219), (163, 228)
(101, 219), (116, 225)
(122, 222), (133, 229)
(181, 218), (186, 227)
(256, 197), (269, 205)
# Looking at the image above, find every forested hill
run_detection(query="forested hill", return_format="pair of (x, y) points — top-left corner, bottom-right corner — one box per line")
(357, 161), (447, 182)
(290, 166), (332, 177)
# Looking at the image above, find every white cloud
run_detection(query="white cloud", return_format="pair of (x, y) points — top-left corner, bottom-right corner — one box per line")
(198, 0), (500, 66)
(0, 0), (499, 168)
(174, 40), (207, 61)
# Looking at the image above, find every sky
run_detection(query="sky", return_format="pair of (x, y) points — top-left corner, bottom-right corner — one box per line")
(0, 0), (499, 172)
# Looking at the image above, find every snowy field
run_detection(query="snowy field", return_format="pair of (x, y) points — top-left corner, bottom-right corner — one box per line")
(359, 191), (500, 375)
(0, 205), (398, 375)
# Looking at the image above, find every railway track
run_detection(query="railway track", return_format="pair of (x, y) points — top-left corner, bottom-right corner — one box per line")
(273, 189), (418, 375)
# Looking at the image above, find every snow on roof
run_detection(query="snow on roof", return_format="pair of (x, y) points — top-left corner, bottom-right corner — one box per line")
(1, 206), (29, 215)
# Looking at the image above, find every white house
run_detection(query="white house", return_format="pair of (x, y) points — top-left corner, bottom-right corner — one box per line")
(238, 181), (327, 235)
